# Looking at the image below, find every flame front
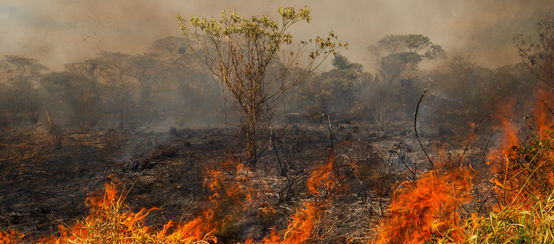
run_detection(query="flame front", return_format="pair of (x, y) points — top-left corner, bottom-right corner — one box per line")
(1, 104), (551, 243)
(374, 167), (473, 244)
(0, 156), (342, 243)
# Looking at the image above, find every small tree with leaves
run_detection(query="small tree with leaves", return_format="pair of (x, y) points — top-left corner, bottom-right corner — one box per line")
(178, 6), (346, 166)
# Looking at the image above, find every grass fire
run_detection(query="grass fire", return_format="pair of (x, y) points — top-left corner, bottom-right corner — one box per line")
(0, 1), (553, 243)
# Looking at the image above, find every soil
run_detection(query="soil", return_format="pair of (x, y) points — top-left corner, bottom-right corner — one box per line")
(0, 119), (490, 242)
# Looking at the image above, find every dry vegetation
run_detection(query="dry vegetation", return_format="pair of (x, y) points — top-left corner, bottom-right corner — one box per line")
(1, 128), (551, 243)
(0, 6), (553, 244)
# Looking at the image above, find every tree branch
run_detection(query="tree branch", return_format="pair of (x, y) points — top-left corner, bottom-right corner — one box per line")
(414, 79), (435, 171)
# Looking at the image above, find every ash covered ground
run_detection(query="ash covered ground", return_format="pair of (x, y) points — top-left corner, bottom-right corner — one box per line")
(0, 117), (495, 242)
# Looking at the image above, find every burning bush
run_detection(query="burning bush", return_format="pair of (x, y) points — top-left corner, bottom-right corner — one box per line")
(374, 167), (473, 243)
(492, 130), (554, 207)
(374, 125), (552, 243)
(464, 130), (554, 243)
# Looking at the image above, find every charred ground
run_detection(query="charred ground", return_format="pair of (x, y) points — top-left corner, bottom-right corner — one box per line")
(0, 115), (502, 241)
(0, 8), (553, 243)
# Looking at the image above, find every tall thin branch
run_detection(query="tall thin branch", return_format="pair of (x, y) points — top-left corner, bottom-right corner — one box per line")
(414, 79), (435, 171)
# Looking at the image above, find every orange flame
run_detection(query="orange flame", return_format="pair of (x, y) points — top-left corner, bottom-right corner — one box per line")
(534, 87), (553, 137)
(307, 156), (336, 195)
(485, 95), (553, 207)
(39, 183), (161, 243)
(36, 180), (219, 243)
(170, 159), (261, 241)
(486, 99), (519, 169)
(2, 156), (345, 243)
(0, 230), (25, 244)
(245, 201), (321, 244)
(243, 157), (339, 244)
(375, 168), (473, 244)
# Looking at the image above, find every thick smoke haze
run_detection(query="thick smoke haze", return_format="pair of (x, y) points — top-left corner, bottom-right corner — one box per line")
(0, 2), (553, 241)
(1, 0), (551, 71)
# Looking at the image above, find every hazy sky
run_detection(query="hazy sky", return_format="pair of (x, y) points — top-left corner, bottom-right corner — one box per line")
(1, 0), (552, 71)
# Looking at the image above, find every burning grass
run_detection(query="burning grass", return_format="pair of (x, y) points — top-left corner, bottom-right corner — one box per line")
(374, 167), (473, 243)
(2, 130), (553, 243)
(40, 183), (216, 244)
(0, 156), (342, 243)
(0, 229), (25, 244)
(465, 193), (554, 243)
(464, 129), (554, 243)
(373, 130), (553, 244)
(1, 104), (552, 243)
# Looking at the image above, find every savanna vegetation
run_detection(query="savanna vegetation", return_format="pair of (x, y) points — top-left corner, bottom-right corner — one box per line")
(0, 5), (552, 244)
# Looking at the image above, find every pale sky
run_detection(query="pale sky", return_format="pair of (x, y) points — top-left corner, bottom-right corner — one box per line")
(1, 0), (552, 71)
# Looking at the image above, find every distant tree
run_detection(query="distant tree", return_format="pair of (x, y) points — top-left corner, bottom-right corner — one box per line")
(126, 54), (161, 114)
(178, 6), (346, 166)
(0, 56), (46, 121)
(65, 52), (139, 129)
(513, 10), (554, 87)
(369, 34), (446, 85)
(513, 10), (554, 130)
(300, 54), (363, 118)
(367, 34), (446, 125)
(40, 72), (100, 130)
(428, 57), (496, 131)
(149, 47), (222, 126)
(149, 36), (188, 62)
(332, 54), (361, 71)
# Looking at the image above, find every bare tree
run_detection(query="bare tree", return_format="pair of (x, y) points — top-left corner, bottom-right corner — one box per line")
(178, 6), (346, 166)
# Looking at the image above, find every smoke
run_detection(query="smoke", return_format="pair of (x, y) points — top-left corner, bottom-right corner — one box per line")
(0, 0), (551, 71)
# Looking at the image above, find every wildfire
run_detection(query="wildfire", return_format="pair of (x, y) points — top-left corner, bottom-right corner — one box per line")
(0, 229), (25, 244)
(0, 156), (344, 243)
(483, 93), (554, 208)
(242, 201), (322, 244)
(241, 156), (341, 244)
(1, 96), (551, 243)
(373, 92), (552, 243)
(374, 167), (473, 244)
(534, 87), (553, 137)
(486, 100), (519, 168)
(306, 156), (336, 195)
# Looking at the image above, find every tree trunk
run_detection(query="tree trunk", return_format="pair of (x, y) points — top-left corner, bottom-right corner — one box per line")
(245, 107), (258, 168)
